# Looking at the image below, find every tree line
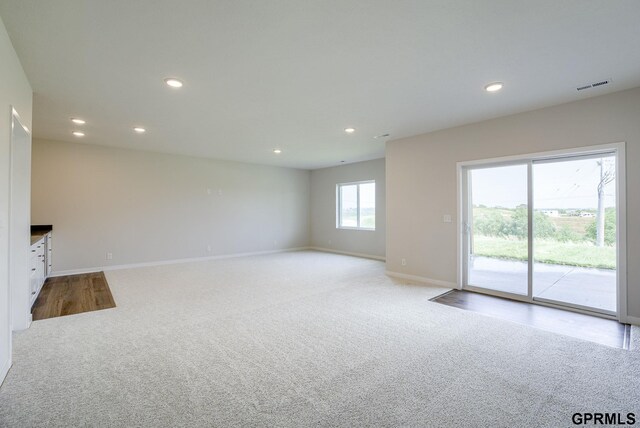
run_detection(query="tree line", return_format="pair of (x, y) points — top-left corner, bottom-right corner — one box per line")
(474, 207), (615, 245)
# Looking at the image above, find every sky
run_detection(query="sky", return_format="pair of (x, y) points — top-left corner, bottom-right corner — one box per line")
(340, 182), (375, 209)
(470, 156), (616, 209)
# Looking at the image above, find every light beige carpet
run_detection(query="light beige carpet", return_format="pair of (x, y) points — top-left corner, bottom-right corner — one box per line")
(0, 250), (638, 427)
(631, 325), (640, 351)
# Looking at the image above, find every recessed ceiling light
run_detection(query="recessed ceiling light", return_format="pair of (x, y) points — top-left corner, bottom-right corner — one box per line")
(72, 131), (85, 137)
(484, 82), (503, 92)
(273, 148), (282, 154)
(344, 127), (356, 134)
(164, 78), (183, 88)
(133, 127), (146, 133)
(71, 118), (85, 125)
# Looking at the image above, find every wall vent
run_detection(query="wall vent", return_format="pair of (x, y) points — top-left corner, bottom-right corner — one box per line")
(577, 79), (611, 91)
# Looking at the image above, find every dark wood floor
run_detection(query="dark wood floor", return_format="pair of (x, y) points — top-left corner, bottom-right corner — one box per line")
(32, 272), (116, 321)
(431, 290), (630, 349)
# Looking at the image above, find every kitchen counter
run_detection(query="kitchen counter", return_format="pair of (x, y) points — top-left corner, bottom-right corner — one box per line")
(31, 225), (52, 245)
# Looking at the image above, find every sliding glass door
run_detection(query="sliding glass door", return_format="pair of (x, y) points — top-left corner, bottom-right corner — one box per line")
(461, 148), (621, 317)
(532, 155), (617, 314)
(466, 164), (529, 296)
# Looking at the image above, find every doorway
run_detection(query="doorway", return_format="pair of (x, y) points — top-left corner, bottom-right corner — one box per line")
(459, 144), (626, 319)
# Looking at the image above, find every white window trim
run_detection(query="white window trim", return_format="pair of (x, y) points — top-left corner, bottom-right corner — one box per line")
(336, 180), (376, 231)
(456, 142), (627, 323)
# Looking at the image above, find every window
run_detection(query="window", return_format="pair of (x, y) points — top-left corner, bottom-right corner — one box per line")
(337, 181), (375, 230)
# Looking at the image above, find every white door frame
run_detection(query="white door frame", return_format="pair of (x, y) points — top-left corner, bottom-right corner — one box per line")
(8, 107), (32, 333)
(456, 142), (627, 322)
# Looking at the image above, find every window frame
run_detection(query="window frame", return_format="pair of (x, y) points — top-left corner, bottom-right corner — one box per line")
(336, 180), (376, 231)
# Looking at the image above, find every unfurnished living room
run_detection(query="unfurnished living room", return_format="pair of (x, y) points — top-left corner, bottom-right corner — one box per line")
(1, 1), (640, 427)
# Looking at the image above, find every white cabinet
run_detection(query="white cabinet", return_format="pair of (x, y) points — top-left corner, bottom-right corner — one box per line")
(29, 231), (52, 306)
(45, 232), (52, 277)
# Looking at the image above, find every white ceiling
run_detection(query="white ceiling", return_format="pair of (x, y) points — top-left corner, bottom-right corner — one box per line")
(1, 1), (639, 170)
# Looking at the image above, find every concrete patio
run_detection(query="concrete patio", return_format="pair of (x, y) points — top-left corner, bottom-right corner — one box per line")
(469, 256), (616, 313)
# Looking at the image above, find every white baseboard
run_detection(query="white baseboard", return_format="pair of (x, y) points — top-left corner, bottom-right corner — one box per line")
(0, 357), (11, 387)
(309, 247), (386, 261)
(385, 270), (456, 288)
(625, 315), (640, 326)
(50, 247), (312, 277)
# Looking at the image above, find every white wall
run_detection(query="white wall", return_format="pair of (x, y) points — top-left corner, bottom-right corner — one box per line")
(310, 158), (385, 259)
(31, 139), (310, 273)
(0, 15), (32, 382)
(386, 87), (640, 321)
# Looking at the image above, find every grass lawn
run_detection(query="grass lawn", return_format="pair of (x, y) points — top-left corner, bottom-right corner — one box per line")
(361, 218), (375, 228)
(473, 235), (616, 270)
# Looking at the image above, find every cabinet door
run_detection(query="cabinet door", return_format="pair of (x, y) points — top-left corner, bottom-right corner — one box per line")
(45, 232), (52, 276)
(36, 244), (45, 277)
(35, 242), (45, 294)
(30, 255), (38, 304)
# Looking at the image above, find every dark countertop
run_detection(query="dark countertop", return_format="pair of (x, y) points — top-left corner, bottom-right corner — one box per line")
(30, 225), (52, 246)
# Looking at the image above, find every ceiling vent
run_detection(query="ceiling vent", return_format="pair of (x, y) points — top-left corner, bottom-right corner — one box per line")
(577, 79), (611, 91)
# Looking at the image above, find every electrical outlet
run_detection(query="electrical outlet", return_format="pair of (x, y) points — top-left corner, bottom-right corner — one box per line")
(328, 239), (332, 246)
(218, 189), (223, 196)
(106, 252), (113, 260)
(207, 245), (211, 252)
(443, 214), (452, 223)
(273, 240), (278, 247)
(401, 258), (407, 266)
(207, 188), (212, 195)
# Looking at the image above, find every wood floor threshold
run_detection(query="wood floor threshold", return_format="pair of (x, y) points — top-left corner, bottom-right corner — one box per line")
(431, 289), (630, 349)
(31, 271), (116, 321)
